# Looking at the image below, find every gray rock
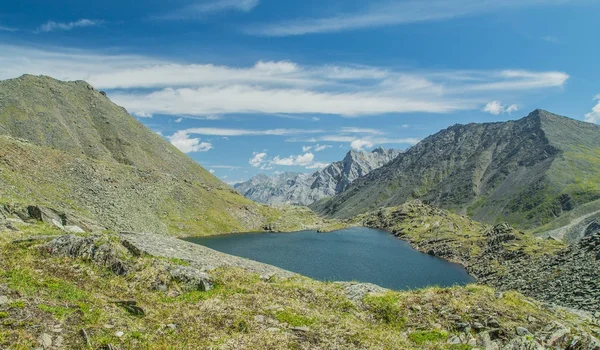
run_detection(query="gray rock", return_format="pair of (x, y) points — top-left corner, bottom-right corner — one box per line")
(45, 235), (130, 275)
(336, 282), (388, 303)
(0, 295), (9, 305)
(487, 318), (500, 328)
(39, 333), (52, 348)
(167, 265), (212, 292)
(448, 335), (461, 344)
(64, 225), (85, 233)
(516, 327), (531, 336)
(291, 326), (310, 333)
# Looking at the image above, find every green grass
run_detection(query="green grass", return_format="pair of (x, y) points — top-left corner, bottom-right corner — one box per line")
(274, 310), (316, 327)
(408, 330), (448, 345)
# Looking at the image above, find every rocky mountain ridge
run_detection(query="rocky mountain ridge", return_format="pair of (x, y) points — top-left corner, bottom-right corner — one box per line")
(235, 147), (401, 206)
(313, 110), (600, 234)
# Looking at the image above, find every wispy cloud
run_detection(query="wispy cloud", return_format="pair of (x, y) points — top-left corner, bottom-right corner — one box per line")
(158, 0), (259, 20)
(585, 95), (600, 124)
(36, 19), (102, 33)
(248, 0), (573, 37)
(172, 127), (323, 137)
(0, 44), (569, 118)
(0, 24), (17, 32)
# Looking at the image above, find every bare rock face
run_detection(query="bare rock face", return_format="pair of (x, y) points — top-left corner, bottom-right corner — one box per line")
(235, 148), (401, 206)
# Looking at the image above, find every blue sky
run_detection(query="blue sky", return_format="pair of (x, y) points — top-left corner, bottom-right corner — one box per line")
(1, 0), (599, 184)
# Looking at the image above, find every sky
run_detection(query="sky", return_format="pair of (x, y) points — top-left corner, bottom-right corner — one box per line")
(1, 0), (599, 185)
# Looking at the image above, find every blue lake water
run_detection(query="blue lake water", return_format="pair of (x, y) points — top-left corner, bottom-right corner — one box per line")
(185, 227), (474, 290)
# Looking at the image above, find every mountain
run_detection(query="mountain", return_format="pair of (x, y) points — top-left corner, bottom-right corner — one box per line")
(234, 148), (402, 206)
(312, 110), (600, 231)
(0, 75), (320, 236)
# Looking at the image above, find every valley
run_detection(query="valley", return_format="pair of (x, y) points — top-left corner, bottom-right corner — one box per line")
(0, 75), (599, 349)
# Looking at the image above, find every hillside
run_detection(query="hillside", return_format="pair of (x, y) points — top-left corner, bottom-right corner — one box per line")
(0, 75), (322, 236)
(312, 110), (600, 231)
(235, 148), (401, 206)
(1, 219), (599, 349)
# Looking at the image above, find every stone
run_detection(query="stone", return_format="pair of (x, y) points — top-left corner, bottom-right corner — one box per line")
(291, 326), (310, 333)
(455, 322), (471, 332)
(473, 322), (485, 331)
(547, 327), (571, 346)
(516, 327), (531, 336)
(167, 265), (212, 292)
(166, 324), (177, 330)
(447, 335), (461, 344)
(486, 317), (500, 328)
(115, 331), (124, 337)
(54, 336), (64, 347)
(254, 315), (266, 323)
(0, 295), (9, 305)
(39, 333), (52, 348)
(64, 225), (85, 233)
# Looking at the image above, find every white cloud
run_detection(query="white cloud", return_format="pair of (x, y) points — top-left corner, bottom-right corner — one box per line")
(585, 95), (600, 124)
(158, 0), (259, 19)
(302, 146), (312, 152)
(208, 165), (241, 169)
(483, 101), (519, 115)
(0, 44), (569, 118)
(340, 127), (384, 134)
(314, 144), (332, 152)
(249, 152), (267, 167)
(350, 140), (374, 151)
(209, 169), (215, 173)
(168, 131), (213, 153)
(248, 0), (572, 36)
(0, 24), (17, 32)
(133, 111), (153, 118)
(173, 127), (322, 137)
(37, 19), (102, 33)
(271, 153), (315, 166)
(174, 117), (183, 123)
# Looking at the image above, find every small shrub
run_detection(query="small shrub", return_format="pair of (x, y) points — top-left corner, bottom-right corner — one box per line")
(363, 293), (405, 326)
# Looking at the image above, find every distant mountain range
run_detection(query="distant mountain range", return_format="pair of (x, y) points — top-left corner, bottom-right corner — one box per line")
(311, 110), (600, 234)
(235, 148), (401, 206)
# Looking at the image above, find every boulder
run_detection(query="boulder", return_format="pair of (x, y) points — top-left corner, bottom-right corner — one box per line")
(44, 235), (130, 275)
(167, 265), (212, 292)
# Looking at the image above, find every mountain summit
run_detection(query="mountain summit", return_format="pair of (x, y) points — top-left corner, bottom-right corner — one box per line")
(0, 75), (309, 235)
(312, 110), (600, 230)
(235, 148), (401, 206)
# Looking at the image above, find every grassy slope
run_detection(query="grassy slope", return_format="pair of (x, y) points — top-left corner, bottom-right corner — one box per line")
(1, 224), (597, 349)
(0, 75), (325, 236)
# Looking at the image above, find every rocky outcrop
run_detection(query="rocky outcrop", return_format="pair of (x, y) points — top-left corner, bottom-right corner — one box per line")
(362, 201), (600, 313)
(483, 233), (600, 312)
(119, 232), (295, 278)
(235, 148), (401, 206)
